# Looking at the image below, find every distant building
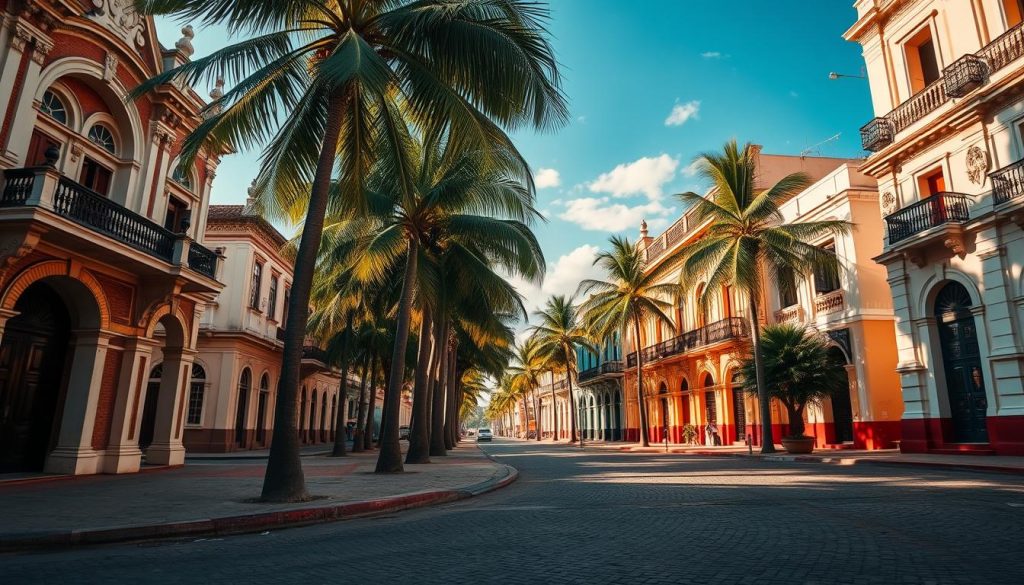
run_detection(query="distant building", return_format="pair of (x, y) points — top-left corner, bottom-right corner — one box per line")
(575, 334), (625, 441)
(847, 0), (1024, 455)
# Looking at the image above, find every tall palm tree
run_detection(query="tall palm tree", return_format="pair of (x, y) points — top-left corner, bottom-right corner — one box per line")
(508, 336), (545, 441)
(135, 0), (566, 502)
(531, 296), (595, 444)
(578, 236), (679, 447)
(666, 140), (850, 453)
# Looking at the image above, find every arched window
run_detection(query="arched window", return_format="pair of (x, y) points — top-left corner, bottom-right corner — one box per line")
(256, 373), (270, 443)
(87, 124), (116, 154)
(40, 90), (68, 125)
(235, 368), (252, 445)
(186, 364), (206, 425)
(171, 163), (193, 190)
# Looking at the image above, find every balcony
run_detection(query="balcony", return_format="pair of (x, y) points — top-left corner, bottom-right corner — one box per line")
(1, 167), (219, 281)
(774, 305), (805, 324)
(990, 158), (1024, 205)
(885, 192), (970, 245)
(578, 360), (624, 383)
(814, 290), (844, 316)
(626, 317), (748, 368)
(861, 21), (1024, 151)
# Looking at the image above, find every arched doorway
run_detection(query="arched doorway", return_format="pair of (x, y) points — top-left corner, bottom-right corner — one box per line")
(310, 390), (318, 443)
(658, 383), (669, 442)
(0, 282), (71, 472)
(614, 390), (623, 441)
(255, 373), (269, 445)
(934, 282), (989, 443)
(235, 368), (251, 448)
(730, 370), (747, 443)
(300, 386), (307, 443)
(320, 393), (328, 442)
(703, 374), (718, 445)
(139, 364), (162, 451)
(827, 347), (855, 444)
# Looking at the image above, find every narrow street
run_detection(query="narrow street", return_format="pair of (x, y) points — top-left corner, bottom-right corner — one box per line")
(3, 440), (1022, 584)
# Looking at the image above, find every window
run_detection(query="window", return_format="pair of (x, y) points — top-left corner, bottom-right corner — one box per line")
(282, 286), (291, 325)
(695, 284), (710, 327)
(256, 373), (270, 443)
(187, 364), (206, 425)
(235, 368), (251, 445)
(813, 242), (841, 295)
(40, 90), (67, 125)
(268, 275), (279, 321)
(249, 260), (263, 311)
(918, 167), (946, 198)
(80, 157), (112, 195)
(1004, 0), (1024, 28)
(722, 285), (733, 318)
(171, 163), (193, 190)
(164, 197), (190, 233)
(778, 266), (799, 308)
(87, 124), (116, 154)
(905, 26), (940, 93)
(28, 130), (60, 166)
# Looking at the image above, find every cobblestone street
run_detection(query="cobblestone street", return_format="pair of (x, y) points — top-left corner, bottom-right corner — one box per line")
(3, 440), (1023, 584)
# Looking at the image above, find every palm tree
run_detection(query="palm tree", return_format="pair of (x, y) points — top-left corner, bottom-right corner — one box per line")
(578, 237), (678, 447)
(135, 0), (566, 502)
(666, 140), (850, 453)
(738, 325), (848, 439)
(508, 337), (546, 441)
(531, 296), (595, 444)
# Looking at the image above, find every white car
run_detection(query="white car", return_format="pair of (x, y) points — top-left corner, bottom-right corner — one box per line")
(476, 428), (493, 442)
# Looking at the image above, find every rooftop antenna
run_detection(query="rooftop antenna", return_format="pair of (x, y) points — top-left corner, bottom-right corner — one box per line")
(800, 133), (842, 158)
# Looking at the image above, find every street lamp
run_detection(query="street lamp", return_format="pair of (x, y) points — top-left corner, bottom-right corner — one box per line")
(828, 69), (866, 80)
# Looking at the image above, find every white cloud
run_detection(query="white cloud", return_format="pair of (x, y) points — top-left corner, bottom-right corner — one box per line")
(665, 100), (701, 127)
(558, 197), (675, 233)
(577, 115), (587, 124)
(681, 160), (702, 178)
(588, 154), (679, 201)
(700, 51), (722, 59)
(507, 244), (605, 317)
(534, 167), (561, 189)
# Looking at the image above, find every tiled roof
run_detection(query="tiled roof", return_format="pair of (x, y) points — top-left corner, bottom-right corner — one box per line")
(206, 205), (287, 248)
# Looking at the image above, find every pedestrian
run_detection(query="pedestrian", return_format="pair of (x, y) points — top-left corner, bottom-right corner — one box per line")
(708, 420), (720, 446)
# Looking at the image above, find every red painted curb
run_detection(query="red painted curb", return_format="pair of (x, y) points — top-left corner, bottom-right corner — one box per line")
(0, 465), (516, 553)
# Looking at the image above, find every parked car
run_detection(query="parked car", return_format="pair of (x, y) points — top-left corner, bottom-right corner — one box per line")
(399, 425), (410, 440)
(477, 428), (493, 442)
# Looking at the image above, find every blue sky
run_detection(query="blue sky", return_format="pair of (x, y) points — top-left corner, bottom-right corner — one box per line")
(155, 1), (870, 314)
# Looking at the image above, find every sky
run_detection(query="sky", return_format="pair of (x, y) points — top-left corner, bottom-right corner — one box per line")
(154, 1), (871, 319)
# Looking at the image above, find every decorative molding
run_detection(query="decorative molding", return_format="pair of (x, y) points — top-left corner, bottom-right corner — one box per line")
(880, 191), (896, 216)
(103, 52), (119, 81)
(88, 0), (147, 50)
(944, 238), (966, 257)
(966, 145), (989, 185)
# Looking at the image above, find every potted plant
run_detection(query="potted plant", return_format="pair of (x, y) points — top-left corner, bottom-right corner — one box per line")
(739, 324), (849, 454)
(681, 424), (699, 446)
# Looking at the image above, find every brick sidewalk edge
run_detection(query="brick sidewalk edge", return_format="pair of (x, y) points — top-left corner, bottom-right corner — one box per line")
(0, 463), (518, 553)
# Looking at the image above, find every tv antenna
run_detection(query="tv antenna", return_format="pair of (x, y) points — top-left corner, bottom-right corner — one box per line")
(800, 133), (842, 157)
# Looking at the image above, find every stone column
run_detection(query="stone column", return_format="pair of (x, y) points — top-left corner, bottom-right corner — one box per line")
(102, 337), (158, 474)
(45, 331), (112, 475)
(146, 348), (197, 466)
(2, 23), (53, 166)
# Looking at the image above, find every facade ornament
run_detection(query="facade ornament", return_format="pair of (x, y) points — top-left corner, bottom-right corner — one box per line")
(204, 77), (225, 119)
(965, 145), (989, 185)
(103, 52), (119, 81)
(69, 142), (84, 162)
(944, 237), (966, 257)
(174, 25), (195, 57)
(880, 191), (896, 217)
(89, 0), (147, 50)
(640, 219), (648, 238)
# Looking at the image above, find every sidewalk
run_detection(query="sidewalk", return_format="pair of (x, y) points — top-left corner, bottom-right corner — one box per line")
(0, 444), (515, 552)
(520, 437), (1024, 475)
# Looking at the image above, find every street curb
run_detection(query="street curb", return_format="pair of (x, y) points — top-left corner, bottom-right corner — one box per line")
(0, 462), (518, 553)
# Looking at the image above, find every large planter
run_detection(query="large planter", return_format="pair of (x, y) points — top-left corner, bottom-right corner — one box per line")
(781, 436), (815, 454)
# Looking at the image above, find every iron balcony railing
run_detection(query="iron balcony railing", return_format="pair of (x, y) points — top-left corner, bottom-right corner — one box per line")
(990, 158), (1024, 205)
(626, 317), (747, 368)
(885, 192), (970, 244)
(578, 360), (624, 382)
(2, 168), (218, 278)
(861, 21), (1024, 151)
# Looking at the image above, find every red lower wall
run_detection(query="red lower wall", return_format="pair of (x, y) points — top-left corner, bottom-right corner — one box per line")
(901, 415), (1024, 456)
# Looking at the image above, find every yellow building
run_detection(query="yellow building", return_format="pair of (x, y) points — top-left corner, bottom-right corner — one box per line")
(623, 150), (903, 449)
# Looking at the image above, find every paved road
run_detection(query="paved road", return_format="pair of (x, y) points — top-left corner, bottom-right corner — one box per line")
(3, 440), (1023, 584)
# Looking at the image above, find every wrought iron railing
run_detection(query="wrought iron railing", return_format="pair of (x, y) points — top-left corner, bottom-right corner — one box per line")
(862, 21), (1024, 151)
(54, 177), (176, 261)
(1, 168), (35, 206)
(188, 242), (217, 278)
(885, 192), (970, 244)
(626, 317), (747, 368)
(578, 360), (624, 382)
(990, 158), (1024, 205)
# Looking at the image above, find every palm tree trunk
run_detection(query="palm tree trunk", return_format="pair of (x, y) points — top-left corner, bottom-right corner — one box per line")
(364, 354), (378, 451)
(351, 356), (370, 453)
(550, 378), (559, 441)
(376, 242), (418, 472)
(634, 317), (650, 447)
(430, 321), (450, 456)
(406, 306), (434, 464)
(447, 362), (460, 447)
(330, 313), (355, 457)
(444, 355), (457, 449)
(748, 293), (776, 453)
(260, 93), (345, 502)
(520, 395), (529, 438)
(566, 368), (578, 443)
(533, 389), (542, 441)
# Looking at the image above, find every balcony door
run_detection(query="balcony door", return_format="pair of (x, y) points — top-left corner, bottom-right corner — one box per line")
(27, 130), (61, 167)
(934, 283), (989, 443)
(80, 157), (112, 196)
